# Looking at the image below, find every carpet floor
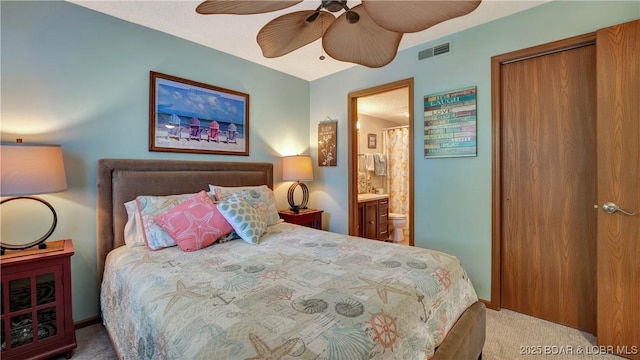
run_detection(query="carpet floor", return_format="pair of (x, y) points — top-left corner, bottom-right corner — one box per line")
(53, 308), (625, 359)
(484, 309), (624, 360)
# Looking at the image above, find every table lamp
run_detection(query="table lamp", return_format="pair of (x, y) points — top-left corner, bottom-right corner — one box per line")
(282, 155), (313, 213)
(1, 140), (67, 254)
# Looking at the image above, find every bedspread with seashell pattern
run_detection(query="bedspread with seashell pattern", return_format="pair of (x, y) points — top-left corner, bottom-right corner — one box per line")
(101, 222), (477, 360)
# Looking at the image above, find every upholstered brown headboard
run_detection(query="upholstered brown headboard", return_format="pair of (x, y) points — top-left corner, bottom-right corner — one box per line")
(96, 158), (273, 279)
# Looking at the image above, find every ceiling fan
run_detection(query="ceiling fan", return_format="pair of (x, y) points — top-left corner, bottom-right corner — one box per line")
(196, 0), (482, 68)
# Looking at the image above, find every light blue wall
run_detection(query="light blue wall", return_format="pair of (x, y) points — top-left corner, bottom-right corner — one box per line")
(1, 1), (310, 321)
(2, 0), (638, 322)
(309, 1), (639, 302)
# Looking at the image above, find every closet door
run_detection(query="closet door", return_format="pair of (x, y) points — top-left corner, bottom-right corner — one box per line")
(500, 43), (597, 332)
(596, 20), (639, 359)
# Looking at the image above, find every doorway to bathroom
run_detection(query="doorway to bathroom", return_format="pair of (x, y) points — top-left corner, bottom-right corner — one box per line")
(347, 78), (414, 246)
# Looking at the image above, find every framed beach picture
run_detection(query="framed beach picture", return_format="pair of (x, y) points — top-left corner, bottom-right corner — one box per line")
(149, 71), (250, 156)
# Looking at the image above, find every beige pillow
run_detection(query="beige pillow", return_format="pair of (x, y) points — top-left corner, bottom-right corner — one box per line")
(123, 200), (145, 247)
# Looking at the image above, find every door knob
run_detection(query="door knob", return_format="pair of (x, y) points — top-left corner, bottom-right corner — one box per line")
(602, 202), (637, 216)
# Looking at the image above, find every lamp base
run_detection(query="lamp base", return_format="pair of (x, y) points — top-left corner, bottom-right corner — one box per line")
(287, 181), (309, 213)
(0, 196), (57, 254)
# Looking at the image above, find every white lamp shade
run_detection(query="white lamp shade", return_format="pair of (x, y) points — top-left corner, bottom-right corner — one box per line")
(282, 155), (313, 181)
(1, 144), (68, 196)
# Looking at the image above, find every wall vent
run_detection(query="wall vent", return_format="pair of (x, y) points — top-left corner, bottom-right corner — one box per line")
(418, 41), (451, 61)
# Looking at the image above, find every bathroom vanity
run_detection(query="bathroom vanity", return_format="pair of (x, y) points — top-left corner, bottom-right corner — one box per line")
(357, 194), (389, 241)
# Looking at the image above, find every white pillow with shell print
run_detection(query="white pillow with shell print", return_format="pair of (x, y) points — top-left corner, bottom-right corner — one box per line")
(216, 194), (267, 245)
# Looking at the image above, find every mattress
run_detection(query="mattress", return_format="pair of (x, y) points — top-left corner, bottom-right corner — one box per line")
(101, 222), (478, 359)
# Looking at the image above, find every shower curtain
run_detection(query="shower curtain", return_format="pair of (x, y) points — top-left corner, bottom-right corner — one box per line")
(383, 126), (410, 217)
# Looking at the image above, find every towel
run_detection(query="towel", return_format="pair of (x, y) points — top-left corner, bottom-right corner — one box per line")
(374, 153), (387, 176)
(364, 154), (375, 171)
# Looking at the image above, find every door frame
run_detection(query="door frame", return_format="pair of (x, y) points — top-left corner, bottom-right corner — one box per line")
(490, 33), (596, 311)
(347, 78), (414, 245)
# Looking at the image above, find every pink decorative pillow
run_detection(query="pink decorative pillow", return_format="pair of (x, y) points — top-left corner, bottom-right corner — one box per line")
(136, 192), (197, 250)
(154, 191), (233, 252)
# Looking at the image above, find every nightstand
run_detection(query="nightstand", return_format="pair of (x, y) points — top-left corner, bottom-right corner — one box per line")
(278, 208), (323, 230)
(0, 239), (76, 359)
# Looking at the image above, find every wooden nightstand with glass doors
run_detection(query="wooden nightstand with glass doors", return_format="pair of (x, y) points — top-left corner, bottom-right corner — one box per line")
(0, 239), (76, 359)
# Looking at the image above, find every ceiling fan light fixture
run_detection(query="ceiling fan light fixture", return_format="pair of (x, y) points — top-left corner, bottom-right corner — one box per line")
(322, 0), (348, 13)
(196, 0), (483, 68)
(305, 3), (324, 23)
(305, 11), (320, 23)
(345, 10), (359, 24)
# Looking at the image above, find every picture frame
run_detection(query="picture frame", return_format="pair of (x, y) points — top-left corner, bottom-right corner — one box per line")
(149, 71), (250, 156)
(424, 86), (477, 158)
(318, 121), (337, 166)
(367, 133), (377, 149)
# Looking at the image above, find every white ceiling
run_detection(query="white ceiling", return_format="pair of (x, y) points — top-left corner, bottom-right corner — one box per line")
(68, 0), (549, 82)
(358, 87), (410, 124)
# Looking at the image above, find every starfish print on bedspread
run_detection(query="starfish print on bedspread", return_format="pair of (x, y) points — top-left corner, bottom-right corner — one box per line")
(153, 280), (206, 315)
(276, 252), (311, 266)
(351, 277), (411, 304)
(125, 254), (164, 271)
(245, 333), (301, 360)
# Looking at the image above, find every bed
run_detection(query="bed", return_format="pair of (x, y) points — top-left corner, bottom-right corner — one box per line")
(96, 158), (485, 360)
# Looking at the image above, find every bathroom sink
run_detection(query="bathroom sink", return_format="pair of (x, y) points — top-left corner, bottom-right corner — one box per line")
(357, 193), (389, 202)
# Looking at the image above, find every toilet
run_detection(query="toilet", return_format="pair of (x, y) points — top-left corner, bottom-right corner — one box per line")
(388, 213), (407, 243)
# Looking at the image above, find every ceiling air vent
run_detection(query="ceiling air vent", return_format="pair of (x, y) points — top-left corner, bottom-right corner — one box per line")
(418, 42), (451, 61)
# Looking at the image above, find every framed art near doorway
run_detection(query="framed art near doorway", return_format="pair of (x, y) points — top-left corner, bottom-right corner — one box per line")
(424, 86), (477, 158)
(367, 134), (377, 149)
(318, 120), (337, 167)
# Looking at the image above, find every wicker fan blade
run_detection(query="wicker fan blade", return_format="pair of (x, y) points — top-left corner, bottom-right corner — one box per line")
(196, 0), (302, 15)
(362, 0), (482, 33)
(322, 5), (402, 68)
(257, 11), (335, 58)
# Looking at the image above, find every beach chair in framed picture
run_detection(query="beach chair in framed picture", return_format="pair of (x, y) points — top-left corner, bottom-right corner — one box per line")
(188, 117), (202, 141)
(166, 114), (182, 140)
(208, 121), (221, 142)
(225, 123), (238, 144)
